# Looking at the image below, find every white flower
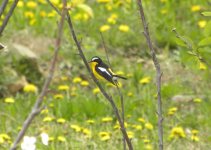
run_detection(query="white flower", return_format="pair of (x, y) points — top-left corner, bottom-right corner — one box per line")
(40, 132), (49, 146)
(21, 136), (36, 150)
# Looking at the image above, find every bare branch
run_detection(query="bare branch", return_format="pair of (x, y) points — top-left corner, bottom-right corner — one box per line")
(100, 32), (126, 150)
(0, 0), (19, 36)
(0, 0), (9, 18)
(100, 32), (111, 68)
(116, 84), (126, 150)
(137, 0), (163, 150)
(10, 1), (67, 149)
(65, 11), (133, 150)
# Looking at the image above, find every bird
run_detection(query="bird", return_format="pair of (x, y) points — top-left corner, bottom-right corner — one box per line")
(89, 56), (127, 85)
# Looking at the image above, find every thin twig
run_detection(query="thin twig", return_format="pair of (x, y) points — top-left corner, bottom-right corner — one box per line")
(100, 33), (126, 150)
(0, 0), (9, 18)
(100, 32), (111, 68)
(47, 1), (133, 149)
(172, 28), (209, 67)
(0, 0), (19, 36)
(66, 12), (133, 150)
(137, 0), (163, 150)
(10, 1), (67, 150)
(116, 84), (126, 150)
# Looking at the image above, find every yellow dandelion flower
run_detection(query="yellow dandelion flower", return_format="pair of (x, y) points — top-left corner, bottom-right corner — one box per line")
(191, 135), (199, 142)
(58, 85), (69, 91)
(26, 1), (37, 8)
(127, 114), (131, 118)
(193, 98), (202, 103)
(198, 20), (207, 28)
(82, 13), (89, 21)
(57, 136), (66, 142)
(127, 92), (133, 97)
(73, 13), (82, 20)
(199, 62), (207, 70)
(102, 117), (113, 122)
(126, 73), (133, 77)
(93, 88), (100, 95)
(0, 133), (11, 144)
(132, 125), (142, 131)
(86, 119), (95, 124)
(57, 118), (66, 124)
(81, 80), (89, 86)
(41, 108), (49, 114)
(4, 97), (15, 104)
(47, 11), (57, 17)
(0, 136), (4, 144)
(161, 9), (167, 14)
(169, 126), (186, 139)
(145, 123), (154, 130)
(61, 76), (68, 81)
(23, 84), (37, 93)
(192, 129), (199, 135)
(49, 136), (55, 142)
(127, 131), (134, 139)
(81, 128), (91, 138)
(0, 134), (11, 141)
(106, 4), (113, 11)
(17, 1), (24, 7)
(29, 19), (36, 26)
(168, 107), (178, 116)
(113, 123), (120, 129)
(107, 14), (118, 24)
(43, 116), (54, 122)
(49, 103), (54, 107)
(160, 0), (167, 3)
(139, 77), (151, 84)
(70, 124), (81, 132)
(97, 0), (111, 3)
(138, 117), (145, 123)
(145, 144), (153, 150)
(143, 139), (150, 143)
(191, 5), (201, 12)
(100, 25), (110, 32)
(70, 92), (77, 96)
(51, 0), (60, 5)
(107, 17), (116, 24)
(24, 11), (34, 19)
(53, 94), (64, 100)
(73, 77), (82, 83)
(40, 11), (47, 17)
(119, 24), (130, 32)
(38, 0), (47, 4)
(99, 132), (111, 141)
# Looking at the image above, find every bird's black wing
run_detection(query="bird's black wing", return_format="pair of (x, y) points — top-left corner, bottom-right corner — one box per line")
(95, 64), (115, 85)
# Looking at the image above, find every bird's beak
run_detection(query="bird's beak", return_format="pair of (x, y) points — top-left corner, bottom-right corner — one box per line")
(88, 60), (91, 63)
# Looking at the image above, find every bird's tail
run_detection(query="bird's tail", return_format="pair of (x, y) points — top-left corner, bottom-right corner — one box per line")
(113, 75), (127, 80)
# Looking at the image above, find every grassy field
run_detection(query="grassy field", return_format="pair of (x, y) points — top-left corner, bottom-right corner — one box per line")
(0, 0), (211, 149)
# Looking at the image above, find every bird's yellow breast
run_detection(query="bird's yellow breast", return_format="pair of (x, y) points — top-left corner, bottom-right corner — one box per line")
(89, 62), (106, 81)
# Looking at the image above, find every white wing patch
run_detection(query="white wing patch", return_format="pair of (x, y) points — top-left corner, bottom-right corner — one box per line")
(98, 67), (112, 77)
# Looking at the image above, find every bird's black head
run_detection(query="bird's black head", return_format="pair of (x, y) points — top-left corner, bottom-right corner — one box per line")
(90, 56), (102, 64)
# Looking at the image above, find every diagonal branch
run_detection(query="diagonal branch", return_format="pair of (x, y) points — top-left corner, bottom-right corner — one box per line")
(137, 0), (163, 150)
(0, 0), (9, 18)
(10, 1), (67, 150)
(65, 11), (133, 150)
(100, 32), (111, 68)
(46, 1), (133, 149)
(100, 32), (126, 150)
(0, 0), (19, 36)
